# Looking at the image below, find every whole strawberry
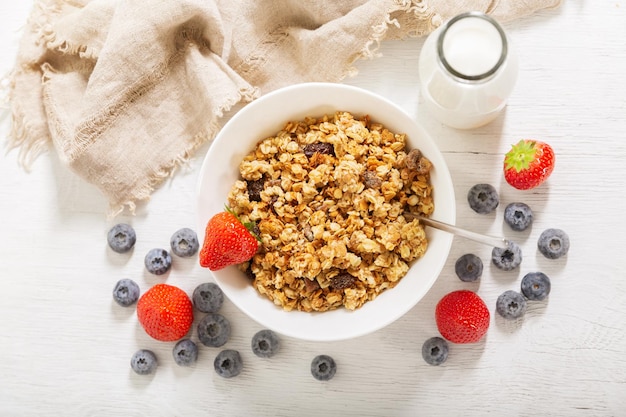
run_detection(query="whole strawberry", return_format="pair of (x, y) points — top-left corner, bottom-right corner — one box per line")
(199, 208), (260, 271)
(435, 290), (490, 344)
(137, 284), (194, 342)
(504, 139), (555, 190)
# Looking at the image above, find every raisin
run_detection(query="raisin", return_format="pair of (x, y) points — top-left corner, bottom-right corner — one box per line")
(405, 149), (422, 170)
(330, 273), (356, 290)
(303, 278), (320, 293)
(415, 156), (432, 175)
(247, 178), (265, 202)
(405, 149), (432, 175)
(363, 171), (382, 189)
(303, 142), (335, 158)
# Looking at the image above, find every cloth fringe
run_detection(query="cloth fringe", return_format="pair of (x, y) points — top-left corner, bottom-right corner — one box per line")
(105, 84), (258, 218)
(4, 0), (562, 217)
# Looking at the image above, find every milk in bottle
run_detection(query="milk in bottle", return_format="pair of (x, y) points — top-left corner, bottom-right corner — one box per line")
(418, 12), (518, 129)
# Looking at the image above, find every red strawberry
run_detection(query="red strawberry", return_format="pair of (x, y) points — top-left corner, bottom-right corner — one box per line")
(504, 139), (555, 190)
(199, 209), (260, 271)
(136, 284), (193, 342)
(435, 290), (490, 344)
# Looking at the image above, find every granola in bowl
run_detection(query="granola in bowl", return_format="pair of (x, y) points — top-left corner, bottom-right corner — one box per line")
(227, 111), (435, 312)
(196, 82), (454, 342)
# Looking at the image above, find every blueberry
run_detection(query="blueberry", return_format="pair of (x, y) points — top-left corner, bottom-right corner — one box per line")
(197, 313), (231, 347)
(214, 350), (243, 378)
(454, 254), (483, 282)
(310, 355), (337, 381)
(112, 278), (140, 307)
(170, 228), (199, 258)
(538, 228), (570, 259)
(491, 241), (522, 271)
(192, 282), (224, 313)
(107, 223), (136, 253)
(130, 349), (157, 375)
(496, 290), (527, 320)
(251, 329), (280, 358)
(521, 272), (551, 301)
(421, 337), (449, 366)
(467, 184), (499, 214)
(144, 248), (172, 275)
(172, 339), (198, 366)
(504, 202), (533, 231)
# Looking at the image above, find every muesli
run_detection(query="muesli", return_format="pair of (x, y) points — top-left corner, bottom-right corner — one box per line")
(228, 111), (434, 311)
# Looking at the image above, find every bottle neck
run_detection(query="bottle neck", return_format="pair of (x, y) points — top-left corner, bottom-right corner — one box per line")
(436, 12), (508, 83)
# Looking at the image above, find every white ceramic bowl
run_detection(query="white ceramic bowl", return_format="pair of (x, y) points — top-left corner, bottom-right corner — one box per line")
(196, 83), (455, 342)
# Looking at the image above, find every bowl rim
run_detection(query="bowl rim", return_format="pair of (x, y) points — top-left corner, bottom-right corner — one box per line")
(195, 82), (455, 342)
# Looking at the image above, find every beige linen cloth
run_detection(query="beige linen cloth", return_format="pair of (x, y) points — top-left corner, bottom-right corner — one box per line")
(5, 0), (561, 215)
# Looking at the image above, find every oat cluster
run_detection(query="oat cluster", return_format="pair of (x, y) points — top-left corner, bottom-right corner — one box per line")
(228, 111), (434, 312)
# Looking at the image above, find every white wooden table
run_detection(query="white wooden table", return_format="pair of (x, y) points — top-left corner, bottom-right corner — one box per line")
(2, 2), (625, 416)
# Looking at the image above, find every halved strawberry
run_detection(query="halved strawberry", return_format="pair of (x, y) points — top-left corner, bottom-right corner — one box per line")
(199, 208), (260, 271)
(504, 139), (555, 190)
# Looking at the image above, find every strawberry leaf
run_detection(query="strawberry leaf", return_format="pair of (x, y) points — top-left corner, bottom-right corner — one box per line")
(224, 205), (262, 243)
(243, 221), (262, 243)
(504, 140), (537, 173)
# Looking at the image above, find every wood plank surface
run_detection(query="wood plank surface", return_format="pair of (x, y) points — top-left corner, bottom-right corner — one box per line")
(1, 1), (625, 416)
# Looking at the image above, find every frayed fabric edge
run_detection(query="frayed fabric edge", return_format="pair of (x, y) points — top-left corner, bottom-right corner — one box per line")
(5, 0), (261, 218)
(2, 0), (66, 169)
(104, 1), (433, 217)
(32, 0), (100, 60)
(106, 85), (259, 219)
(104, 126), (214, 219)
(2, 71), (51, 170)
(6, 0), (100, 168)
(336, 0), (440, 83)
(40, 26), (100, 61)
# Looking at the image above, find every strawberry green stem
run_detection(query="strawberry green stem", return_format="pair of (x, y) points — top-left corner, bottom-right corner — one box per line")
(505, 140), (537, 172)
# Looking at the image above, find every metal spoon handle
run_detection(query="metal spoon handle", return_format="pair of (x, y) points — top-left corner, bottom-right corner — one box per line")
(409, 214), (510, 248)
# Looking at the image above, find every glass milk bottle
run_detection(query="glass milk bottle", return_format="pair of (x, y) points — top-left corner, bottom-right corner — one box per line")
(418, 12), (518, 129)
